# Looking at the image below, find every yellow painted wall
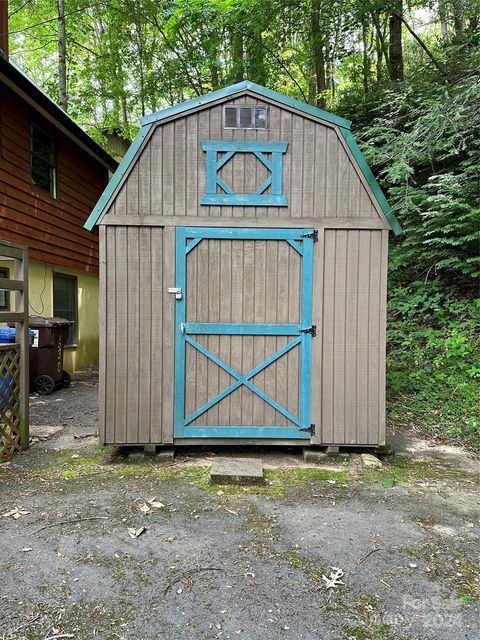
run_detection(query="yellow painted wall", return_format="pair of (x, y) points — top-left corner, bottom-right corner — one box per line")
(0, 258), (99, 372)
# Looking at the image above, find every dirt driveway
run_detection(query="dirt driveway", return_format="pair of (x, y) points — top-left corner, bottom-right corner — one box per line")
(0, 374), (479, 639)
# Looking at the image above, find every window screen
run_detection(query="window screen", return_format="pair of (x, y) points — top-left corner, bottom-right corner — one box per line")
(223, 105), (269, 129)
(0, 267), (9, 311)
(53, 273), (77, 345)
(31, 122), (57, 197)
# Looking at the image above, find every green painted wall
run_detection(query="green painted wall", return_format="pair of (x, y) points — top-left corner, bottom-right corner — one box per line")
(0, 258), (99, 372)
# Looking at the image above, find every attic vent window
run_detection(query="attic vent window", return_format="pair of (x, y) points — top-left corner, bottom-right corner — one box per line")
(223, 105), (269, 130)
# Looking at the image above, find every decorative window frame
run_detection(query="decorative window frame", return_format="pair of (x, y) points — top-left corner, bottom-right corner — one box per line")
(200, 140), (288, 206)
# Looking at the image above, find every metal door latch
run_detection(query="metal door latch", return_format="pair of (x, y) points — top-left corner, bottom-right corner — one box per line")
(301, 230), (318, 242)
(300, 325), (317, 337)
(299, 424), (316, 436)
(167, 287), (182, 300)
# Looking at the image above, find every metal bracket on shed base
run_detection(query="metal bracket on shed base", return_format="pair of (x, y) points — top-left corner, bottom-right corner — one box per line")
(301, 230), (318, 242)
(299, 424), (316, 436)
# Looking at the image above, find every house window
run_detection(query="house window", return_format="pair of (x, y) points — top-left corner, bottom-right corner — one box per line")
(0, 267), (10, 311)
(31, 121), (57, 197)
(53, 273), (77, 345)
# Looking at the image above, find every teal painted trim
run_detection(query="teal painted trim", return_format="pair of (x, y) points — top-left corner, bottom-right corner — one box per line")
(216, 150), (235, 171)
(201, 139), (288, 152)
(200, 193), (288, 206)
(183, 227), (313, 240)
(216, 175), (235, 195)
(271, 151), (283, 195)
(185, 237), (202, 254)
(287, 239), (303, 255)
(139, 80), (351, 130)
(83, 124), (153, 230)
(254, 176), (272, 195)
(173, 227), (188, 437)
(173, 226), (317, 438)
(201, 139), (287, 207)
(338, 128), (402, 236)
(300, 235), (314, 428)
(205, 149), (217, 193)
(253, 151), (272, 171)
(184, 335), (302, 426)
(184, 323), (301, 335)
(183, 426), (310, 439)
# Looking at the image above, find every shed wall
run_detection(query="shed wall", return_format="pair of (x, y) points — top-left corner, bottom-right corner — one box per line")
(105, 96), (382, 223)
(99, 225), (388, 445)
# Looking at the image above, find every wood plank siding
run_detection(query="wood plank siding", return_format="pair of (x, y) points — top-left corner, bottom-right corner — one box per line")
(98, 91), (390, 446)
(0, 85), (109, 272)
(104, 95), (384, 222)
(313, 229), (388, 445)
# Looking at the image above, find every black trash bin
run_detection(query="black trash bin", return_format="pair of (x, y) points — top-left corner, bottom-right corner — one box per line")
(25, 317), (73, 394)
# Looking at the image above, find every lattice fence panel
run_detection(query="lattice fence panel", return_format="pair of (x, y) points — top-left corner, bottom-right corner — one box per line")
(0, 345), (22, 457)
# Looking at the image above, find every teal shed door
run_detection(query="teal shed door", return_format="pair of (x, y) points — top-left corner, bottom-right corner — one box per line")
(173, 227), (315, 439)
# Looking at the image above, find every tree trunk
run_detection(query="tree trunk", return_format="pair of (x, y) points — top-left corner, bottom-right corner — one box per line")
(452, 0), (465, 36)
(388, 0), (404, 82)
(311, 0), (327, 108)
(438, 0), (449, 38)
(57, 0), (68, 111)
(230, 31), (244, 82)
(361, 17), (369, 95)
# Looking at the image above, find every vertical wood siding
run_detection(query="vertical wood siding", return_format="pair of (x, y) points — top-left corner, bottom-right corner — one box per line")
(101, 225), (173, 444)
(104, 97), (381, 221)
(183, 238), (301, 428)
(99, 93), (390, 445)
(316, 229), (388, 445)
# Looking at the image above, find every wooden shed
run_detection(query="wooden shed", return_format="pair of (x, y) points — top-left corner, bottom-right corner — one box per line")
(85, 81), (401, 449)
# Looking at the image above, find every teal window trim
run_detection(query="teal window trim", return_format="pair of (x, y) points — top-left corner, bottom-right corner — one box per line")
(200, 139), (288, 207)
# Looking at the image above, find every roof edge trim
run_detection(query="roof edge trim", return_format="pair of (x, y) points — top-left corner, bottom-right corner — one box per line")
(140, 81), (352, 130)
(84, 124), (153, 230)
(338, 128), (402, 236)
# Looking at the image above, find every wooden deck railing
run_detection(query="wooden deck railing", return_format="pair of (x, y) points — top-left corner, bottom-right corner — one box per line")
(0, 240), (29, 456)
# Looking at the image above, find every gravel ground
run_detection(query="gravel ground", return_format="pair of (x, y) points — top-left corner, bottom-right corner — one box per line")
(0, 372), (478, 640)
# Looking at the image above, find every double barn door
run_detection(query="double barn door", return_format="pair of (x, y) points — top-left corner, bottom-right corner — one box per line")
(173, 227), (315, 439)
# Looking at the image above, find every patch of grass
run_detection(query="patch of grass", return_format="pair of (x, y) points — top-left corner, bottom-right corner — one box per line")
(338, 594), (397, 640)
(453, 561), (480, 603)
(265, 467), (351, 485)
(362, 455), (479, 486)
(341, 622), (395, 640)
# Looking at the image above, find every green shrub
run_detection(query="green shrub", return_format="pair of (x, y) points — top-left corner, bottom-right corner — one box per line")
(386, 278), (480, 448)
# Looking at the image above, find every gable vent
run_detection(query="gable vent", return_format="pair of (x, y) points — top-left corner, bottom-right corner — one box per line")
(223, 105), (269, 129)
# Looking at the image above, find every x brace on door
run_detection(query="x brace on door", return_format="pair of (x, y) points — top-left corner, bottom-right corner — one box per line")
(173, 227), (315, 439)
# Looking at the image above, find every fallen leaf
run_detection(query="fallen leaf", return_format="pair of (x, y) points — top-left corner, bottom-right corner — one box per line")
(322, 567), (344, 589)
(2, 506), (30, 519)
(127, 526), (147, 539)
(148, 498), (165, 509)
(139, 498), (165, 514)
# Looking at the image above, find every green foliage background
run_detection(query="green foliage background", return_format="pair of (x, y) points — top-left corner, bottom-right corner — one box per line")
(8, 0), (479, 446)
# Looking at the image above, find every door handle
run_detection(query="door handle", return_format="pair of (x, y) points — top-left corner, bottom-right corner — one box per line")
(167, 287), (182, 300)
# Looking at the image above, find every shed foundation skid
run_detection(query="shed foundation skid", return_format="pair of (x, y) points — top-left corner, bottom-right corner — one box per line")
(87, 82), (399, 449)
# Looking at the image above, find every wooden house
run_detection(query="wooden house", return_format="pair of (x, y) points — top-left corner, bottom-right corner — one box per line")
(85, 82), (401, 448)
(0, 44), (118, 372)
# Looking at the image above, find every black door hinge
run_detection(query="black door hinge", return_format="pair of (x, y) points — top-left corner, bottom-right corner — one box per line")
(301, 230), (318, 242)
(300, 325), (316, 337)
(299, 424), (316, 436)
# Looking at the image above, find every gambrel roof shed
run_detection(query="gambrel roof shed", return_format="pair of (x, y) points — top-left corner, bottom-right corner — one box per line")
(85, 81), (401, 234)
(87, 81), (399, 449)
